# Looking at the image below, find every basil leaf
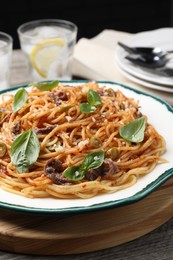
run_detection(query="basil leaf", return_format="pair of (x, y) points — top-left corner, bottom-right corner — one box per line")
(119, 117), (146, 143)
(12, 88), (28, 113)
(63, 165), (85, 181)
(10, 129), (40, 173)
(79, 103), (96, 114)
(63, 151), (104, 181)
(79, 89), (101, 114)
(82, 151), (104, 170)
(34, 80), (59, 91)
(87, 89), (102, 107)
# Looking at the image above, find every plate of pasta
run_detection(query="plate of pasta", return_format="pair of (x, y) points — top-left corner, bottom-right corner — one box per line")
(0, 80), (173, 214)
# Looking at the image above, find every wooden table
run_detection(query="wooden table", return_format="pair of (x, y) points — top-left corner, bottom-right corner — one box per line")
(0, 49), (172, 260)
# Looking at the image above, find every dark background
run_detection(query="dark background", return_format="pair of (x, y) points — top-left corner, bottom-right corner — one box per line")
(0, 0), (172, 49)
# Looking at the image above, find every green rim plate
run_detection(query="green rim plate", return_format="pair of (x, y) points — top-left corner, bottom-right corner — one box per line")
(0, 80), (172, 215)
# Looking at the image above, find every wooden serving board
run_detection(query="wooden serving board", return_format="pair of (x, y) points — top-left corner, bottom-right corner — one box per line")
(0, 177), (173, 255)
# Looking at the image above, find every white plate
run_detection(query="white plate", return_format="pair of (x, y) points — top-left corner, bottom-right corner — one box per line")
(117, 66), (173, 94)
(116, 28), (173, 88)
(0, 80), (173, 214)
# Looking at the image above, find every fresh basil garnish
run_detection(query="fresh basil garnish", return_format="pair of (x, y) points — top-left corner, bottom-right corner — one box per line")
(87, 89), (101, 107)
(119, 116), (146, 143)
(10, 129), (40, 173)
(82, 151), (104, 170)
(63, 151), (104, 181)
(79, 103), (96, 114)
(80, 89), (101, 114)
(12, 88), (28, 113)
(63, 165), (85, 181)
(34, 80), (59, 91)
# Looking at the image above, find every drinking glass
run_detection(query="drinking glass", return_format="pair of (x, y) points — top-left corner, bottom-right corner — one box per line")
(0, 32), (13, 90)
(17, 19), (78, 81)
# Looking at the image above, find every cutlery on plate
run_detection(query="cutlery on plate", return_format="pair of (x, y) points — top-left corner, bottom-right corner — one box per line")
(125, 54), (168, 68)
(118, 41), (173, 57)
(125, 54), (173, 77)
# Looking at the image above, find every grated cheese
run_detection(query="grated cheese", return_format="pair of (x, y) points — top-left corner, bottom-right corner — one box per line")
(65, 116), (72, 122)
(77, 139), (89, 148)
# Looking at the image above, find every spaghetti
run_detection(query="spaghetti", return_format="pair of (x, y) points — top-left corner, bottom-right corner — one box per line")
(0, 81), (166, 199)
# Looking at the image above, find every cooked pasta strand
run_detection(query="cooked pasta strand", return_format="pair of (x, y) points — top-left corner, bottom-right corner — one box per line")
(0, 82), (166, 199)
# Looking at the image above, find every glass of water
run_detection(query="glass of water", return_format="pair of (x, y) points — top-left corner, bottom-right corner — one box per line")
(0, 32), (13, 90)
(17, 19), (78, 81)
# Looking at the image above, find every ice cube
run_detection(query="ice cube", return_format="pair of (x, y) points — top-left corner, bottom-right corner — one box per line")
(0, 41), (6, 48)
(33, 26), (60, 38)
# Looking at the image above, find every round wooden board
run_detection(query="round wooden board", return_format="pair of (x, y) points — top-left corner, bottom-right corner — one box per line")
(0, 177), (173, 255)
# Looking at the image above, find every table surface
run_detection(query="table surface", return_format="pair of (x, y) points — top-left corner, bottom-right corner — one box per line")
(0, 49), (173, 260)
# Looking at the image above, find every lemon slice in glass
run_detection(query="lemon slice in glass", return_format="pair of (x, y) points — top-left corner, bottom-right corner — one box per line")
(30, 38), (65, 78)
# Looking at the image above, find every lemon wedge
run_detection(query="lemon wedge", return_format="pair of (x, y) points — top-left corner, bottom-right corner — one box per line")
(30, 38), (65, 78)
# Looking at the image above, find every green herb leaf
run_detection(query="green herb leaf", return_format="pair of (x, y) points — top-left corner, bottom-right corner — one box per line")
(82, 151), (104, 170)
(12, 88), (28, 113)
(34, 80), (59, 91)
(79, 89), (101, 114)
(63, 151), (104, 181)
(87, 89), (102, 107)
(63, 165), (85, 181)
(10, 129), (40, 173)
(79, 103), (96, 114)
(119, 117), (146, 143)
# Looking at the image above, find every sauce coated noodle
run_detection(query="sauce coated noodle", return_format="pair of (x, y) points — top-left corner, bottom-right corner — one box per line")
(0, 82), (166, 199)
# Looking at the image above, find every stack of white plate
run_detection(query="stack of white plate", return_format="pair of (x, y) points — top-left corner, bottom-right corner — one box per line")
(116, 28), (173, 93)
